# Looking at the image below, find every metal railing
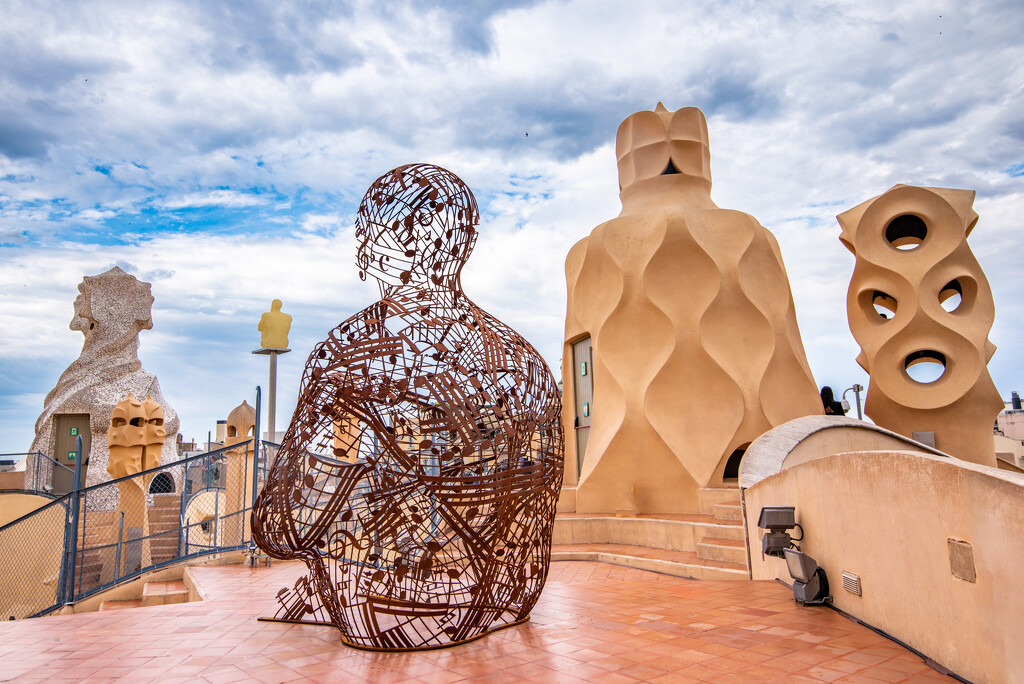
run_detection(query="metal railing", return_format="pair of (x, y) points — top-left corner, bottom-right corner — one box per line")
(0, 389), (270, 620)
(0, 451), (74, 493)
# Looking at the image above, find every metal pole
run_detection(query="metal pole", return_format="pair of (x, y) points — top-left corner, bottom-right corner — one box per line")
(251, 386), (261, 547)
(213, 489), (220, 549)
(65, 435), (84, 604)
(843, 384), (865, 421)
(268, 352), (278, 443)
(115, 511), (125, 580)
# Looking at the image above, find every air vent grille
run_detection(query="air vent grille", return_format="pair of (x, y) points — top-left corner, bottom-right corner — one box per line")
(841, 571), (861, 596)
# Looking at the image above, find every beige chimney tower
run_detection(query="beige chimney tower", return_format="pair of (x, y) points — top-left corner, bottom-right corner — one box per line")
(838, 184), (1002, 465)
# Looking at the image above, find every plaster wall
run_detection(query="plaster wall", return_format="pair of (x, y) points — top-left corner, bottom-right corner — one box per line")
(0, 472), (24, 490)
(744, 450), (1024, 683)
(993, 434), (1024, 472)
(0, 495), (65, 620)
(0, 492), (51, 527)
(997, 409), (1024, 441)
(782, 427), (936, 469)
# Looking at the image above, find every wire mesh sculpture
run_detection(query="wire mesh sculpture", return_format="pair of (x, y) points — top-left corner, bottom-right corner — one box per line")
(252, 163), (564, 651)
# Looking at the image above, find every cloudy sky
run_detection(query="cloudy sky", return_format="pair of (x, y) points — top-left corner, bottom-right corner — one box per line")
(1, 0), (1021, 452)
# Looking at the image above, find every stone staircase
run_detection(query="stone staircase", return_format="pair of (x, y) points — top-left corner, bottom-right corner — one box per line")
(551, 486), (749, 579)
(74, 509), (116, 594)
(69, 493), (182, 597)
(148, 493), (182, 565)
(98, 578), (190, 611)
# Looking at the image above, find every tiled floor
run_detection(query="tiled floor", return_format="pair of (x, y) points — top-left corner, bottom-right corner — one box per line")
(0, 560), (954, 682)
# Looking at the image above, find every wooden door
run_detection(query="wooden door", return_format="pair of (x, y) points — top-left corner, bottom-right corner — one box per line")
(571, 337), (594, 478)
(51, 413), (91, 495)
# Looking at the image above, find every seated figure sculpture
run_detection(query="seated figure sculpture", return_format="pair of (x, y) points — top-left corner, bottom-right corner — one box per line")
(252, 163), (564, 651)
(258, 299), (291, 349)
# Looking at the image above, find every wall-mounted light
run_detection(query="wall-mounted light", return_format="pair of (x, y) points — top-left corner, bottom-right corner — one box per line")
(784, 548), (831, 605)
(757, 506), (799, 557)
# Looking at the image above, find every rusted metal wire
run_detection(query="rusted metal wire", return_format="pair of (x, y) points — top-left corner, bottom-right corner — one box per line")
(252, 163), (564, 651)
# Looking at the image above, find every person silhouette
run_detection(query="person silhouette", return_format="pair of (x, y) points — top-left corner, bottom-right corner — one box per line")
(252, 163), (563, 651)
(820, 386), (847, 416)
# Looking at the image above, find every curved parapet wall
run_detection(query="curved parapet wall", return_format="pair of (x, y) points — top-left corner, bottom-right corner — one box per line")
(744, 449), (1024, 683)
(837, 185), (1002, 466)
(563, 104), (821, 515)
(738, 415), (947, 490)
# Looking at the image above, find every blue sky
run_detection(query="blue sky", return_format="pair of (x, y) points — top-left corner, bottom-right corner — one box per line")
(1, 0), (1022, 450)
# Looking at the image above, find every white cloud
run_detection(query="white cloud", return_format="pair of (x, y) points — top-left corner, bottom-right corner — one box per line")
(158, 190), (271, 210)
(0, 0), (1022, 453)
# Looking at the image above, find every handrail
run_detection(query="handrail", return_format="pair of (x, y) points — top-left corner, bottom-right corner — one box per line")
(0, 390), (267, 620)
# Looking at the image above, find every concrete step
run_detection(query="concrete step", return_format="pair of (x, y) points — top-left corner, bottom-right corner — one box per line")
(79, 559), (104, 574)
(697, 536), (747, 565)
(151, 493), (181, 506)
(99, 599), (142, 612)
(141, 580), (188, 607)
(556, 486), (577, 514)
(150, 530), (181, 539)
(148, 513), (181, 524)
(698, 486), (741, 515)
(712, 500), (743, 522)
(551, 543), (747, 581)
(554, 513), (744, 553)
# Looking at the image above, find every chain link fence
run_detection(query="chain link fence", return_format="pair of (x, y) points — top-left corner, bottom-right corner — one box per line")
(0, 438), (269, 620)
(0, 452), (74, 494)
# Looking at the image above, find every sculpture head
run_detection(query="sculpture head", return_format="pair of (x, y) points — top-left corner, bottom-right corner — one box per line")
(615, 103), (711, 193)
(107, 392), (165, 478)
(355, 163), (479, 294)
(71, 266), (154, 345)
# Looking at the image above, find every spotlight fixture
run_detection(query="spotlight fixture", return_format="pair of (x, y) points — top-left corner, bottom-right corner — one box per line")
(757, 506), (800, 557)
(784, 548), (831, 605)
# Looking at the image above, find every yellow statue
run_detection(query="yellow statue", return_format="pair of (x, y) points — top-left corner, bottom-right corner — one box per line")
(258, 299), (291, 349)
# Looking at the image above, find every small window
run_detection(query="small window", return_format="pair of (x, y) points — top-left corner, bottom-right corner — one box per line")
(149, 472), (174, 494)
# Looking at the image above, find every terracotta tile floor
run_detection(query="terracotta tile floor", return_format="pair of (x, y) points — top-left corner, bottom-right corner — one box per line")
(0, 560), (955, 682)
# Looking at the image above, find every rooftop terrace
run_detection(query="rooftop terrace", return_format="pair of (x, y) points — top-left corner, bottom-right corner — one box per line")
(0, 559), (954, 682)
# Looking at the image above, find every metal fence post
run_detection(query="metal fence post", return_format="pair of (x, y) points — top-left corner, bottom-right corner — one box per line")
(250, 386), (262, 547)
(64, 436), (83, 604)
(115, 511), (125, 581)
